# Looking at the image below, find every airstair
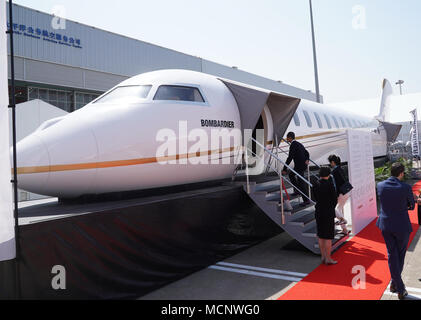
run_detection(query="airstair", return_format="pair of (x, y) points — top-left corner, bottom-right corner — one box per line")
(233, 138), (350, 254)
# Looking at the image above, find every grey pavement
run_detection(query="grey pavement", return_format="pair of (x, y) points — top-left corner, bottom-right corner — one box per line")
(140, 232), (322, 300)
(141, 221), (421, 300)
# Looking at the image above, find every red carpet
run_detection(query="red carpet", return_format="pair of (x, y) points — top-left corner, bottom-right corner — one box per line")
(279, 181), (421, 300)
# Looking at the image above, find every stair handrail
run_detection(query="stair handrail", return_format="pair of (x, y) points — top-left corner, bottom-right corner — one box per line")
(274, 139), (322, 199)
(250, 137), (313, 188)
(233, 136), (316, 206)
(246, 146), (315, 205)
(263, 138), (320, 183)
(280, 138), (321, 169)
(272, 143), (320, 185)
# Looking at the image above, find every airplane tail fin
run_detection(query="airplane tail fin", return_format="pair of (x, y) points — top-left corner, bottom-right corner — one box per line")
(376, 79), (393, 122)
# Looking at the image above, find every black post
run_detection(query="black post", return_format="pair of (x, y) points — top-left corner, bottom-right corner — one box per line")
(6, 0), (21, 299)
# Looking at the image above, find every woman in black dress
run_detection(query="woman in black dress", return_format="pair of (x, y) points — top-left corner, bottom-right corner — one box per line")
(313, 166), (338, 265)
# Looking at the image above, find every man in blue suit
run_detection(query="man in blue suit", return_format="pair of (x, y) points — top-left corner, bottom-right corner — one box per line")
(377, 162), (415, 300)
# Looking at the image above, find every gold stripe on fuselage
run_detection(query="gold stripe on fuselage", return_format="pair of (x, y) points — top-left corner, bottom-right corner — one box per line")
(266, 131), (342, 146)
(295, 130), (341, 141)
(16, 130), (344, 175)
(15, 146), (238, 175)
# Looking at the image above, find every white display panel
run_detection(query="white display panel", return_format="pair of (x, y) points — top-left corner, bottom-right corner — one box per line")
(347, 129), (378, 234)
(0, 0), (16, 261)
(410, 109), (420, 158)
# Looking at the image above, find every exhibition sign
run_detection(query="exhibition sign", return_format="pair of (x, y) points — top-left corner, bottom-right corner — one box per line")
(346, 129), (378, 235)
(0, 0), (16, 261)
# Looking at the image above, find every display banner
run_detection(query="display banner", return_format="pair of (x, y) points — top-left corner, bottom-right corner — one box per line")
(410, 109), (420, 158)
(346, 129), (377, 234)
(0, 0), (16, 261)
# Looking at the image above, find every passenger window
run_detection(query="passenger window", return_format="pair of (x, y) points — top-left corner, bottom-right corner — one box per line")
(293, 113), (300, 126)
(332, 116), (340, 128)
(314, 112), (323, 128)
(303, 110), (312, 127)
(339, 117), (346, 127)
(324, 114), (332, 129)
(154, 85), (205, 102)
(346, 119), (353, 127)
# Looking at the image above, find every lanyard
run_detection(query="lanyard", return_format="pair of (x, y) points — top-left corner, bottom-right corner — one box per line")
(330, 174), (337, 193)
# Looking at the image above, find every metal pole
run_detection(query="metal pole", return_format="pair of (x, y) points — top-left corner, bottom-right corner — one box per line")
(309, 0), (321, 103)
(396, 80), (404, 95)
(274, 135), (279, 171)
(280, 175), (285, 225)
(245, 146), (250, 194)
(307, 165), (311, 201)
(6, 0), (21, 299)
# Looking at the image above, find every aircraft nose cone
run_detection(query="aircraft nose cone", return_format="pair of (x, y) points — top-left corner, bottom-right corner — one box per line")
(14, 134), (50, 195)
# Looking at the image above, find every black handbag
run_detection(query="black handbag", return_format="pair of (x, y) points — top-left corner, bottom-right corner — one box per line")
(340, 181), (353, 195)
(332, 166), (353, 195)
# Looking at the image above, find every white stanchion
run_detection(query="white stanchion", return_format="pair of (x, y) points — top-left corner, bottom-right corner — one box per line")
(0, 0), (16, 261)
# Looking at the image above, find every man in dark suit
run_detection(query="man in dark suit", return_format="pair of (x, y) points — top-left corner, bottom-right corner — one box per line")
(281, 132), (310, 205)
(377, 162), (415, 300)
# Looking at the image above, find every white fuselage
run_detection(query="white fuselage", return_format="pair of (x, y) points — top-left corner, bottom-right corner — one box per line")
(14, 70), (386, 198)
(274, 99), (386, 165)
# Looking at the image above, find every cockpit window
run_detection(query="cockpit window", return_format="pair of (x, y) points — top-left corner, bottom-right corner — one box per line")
(93, 85), (152, 104)
(153, 85), (205, 102)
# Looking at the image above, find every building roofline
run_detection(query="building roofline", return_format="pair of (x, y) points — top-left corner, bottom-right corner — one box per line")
(8, 1), (320, 100)
(8, 2), (203, 60)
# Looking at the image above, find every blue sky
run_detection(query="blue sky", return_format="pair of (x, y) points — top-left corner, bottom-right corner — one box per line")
(13, 0), (421, 104)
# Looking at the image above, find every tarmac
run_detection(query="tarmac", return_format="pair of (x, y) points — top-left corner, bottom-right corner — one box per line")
(141, 224), (421, 300)
(140, 231), (320, 300)
(141, 178), (421, 300)
(18, 188), (421, 300)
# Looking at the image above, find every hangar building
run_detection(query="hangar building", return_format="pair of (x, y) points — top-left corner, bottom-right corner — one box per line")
(6, 2), (321, 113)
